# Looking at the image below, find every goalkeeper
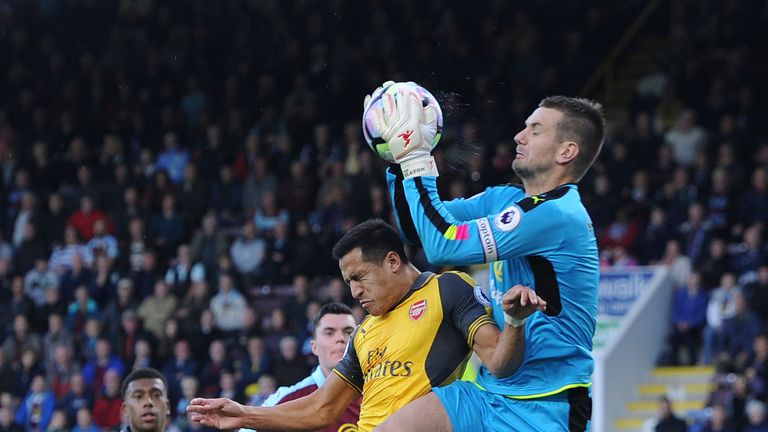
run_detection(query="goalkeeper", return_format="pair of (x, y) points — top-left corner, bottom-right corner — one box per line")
(188, 219), (546, 432)
(372, 85), (606, 431)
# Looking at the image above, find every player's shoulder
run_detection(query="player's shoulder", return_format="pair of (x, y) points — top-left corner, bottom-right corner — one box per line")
(437, 270), (477, 288)
(484, 183), (526, 200)
(515, 183), (577, 212)
(435, 271), (480, 303)
(262, 374), (318, 406)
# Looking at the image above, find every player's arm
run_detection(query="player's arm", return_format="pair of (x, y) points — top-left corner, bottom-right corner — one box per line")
(472, 285), (547, 378)
(387, 166), (502, 246)
(400, 175), (565, 265)
(188, 374), (358, 430)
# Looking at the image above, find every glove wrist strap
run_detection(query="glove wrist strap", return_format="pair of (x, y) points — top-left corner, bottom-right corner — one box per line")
(401, 156), (439, 178)
(504, 314), (527, 328)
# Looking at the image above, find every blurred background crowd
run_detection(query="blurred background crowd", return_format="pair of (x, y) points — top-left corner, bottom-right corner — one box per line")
(0, 0), (766, 431)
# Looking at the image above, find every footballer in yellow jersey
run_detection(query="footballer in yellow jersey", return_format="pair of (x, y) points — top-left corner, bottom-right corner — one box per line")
(187, 220), (545, 432)
(333, 270), (493, 431)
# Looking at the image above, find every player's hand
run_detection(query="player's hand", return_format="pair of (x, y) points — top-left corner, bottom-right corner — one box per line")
(368, 87), (437, 164)
(187, 397), (247, 430)
(502, 285), (547, 322)
(362, 80), (395, 111)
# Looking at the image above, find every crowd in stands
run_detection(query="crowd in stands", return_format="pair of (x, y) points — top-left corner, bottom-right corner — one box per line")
(0, 0), (766, 431)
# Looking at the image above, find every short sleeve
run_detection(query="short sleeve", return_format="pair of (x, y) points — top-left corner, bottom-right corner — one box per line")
(332, 326), (364, 393)
(438, 272), (495, 346)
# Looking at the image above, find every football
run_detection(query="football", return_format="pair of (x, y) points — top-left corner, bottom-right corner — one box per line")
(362, 81), (443, 163)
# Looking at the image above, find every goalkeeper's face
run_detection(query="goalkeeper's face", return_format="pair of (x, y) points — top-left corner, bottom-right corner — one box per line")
(339, 248), (403, 317)
(512, 107), (563, 180)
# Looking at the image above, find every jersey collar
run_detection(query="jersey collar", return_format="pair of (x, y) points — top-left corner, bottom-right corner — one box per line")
(389, 271), (435, 312)
(311, 365), (327, 387)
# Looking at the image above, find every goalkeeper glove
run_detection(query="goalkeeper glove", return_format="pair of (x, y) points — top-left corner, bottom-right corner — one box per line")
(368, 87), (439, 178)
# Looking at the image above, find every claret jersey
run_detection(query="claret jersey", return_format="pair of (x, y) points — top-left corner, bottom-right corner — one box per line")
(333, 271), (494, 431)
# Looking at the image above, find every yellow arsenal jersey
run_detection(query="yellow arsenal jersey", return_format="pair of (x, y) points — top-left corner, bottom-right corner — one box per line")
(333, 271), (494, 431)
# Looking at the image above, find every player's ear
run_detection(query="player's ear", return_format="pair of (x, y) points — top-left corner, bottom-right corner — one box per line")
(556, 141), (579, 165)
(384, 251), (401, 273)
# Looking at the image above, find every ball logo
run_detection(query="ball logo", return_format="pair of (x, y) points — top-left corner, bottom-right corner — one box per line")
(409, 299), (427, 321)
(338, 424), (358, 432)
(494, 206), (521, 231)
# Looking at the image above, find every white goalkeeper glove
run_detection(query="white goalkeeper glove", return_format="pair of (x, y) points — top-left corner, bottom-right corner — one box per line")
(368, 87), (439, 178)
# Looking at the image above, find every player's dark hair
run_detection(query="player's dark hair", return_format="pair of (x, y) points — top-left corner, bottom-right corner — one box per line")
(121, 367), (168, 398)
(312, 302), (354, 338)
(539, 96), (606, 181)
(332, 219), (409, 265)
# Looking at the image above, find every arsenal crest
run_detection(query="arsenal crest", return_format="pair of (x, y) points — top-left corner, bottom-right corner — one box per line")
(409, 299), (427, 321)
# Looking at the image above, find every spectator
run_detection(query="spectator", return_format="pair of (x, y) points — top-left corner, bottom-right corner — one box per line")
(14, 375), (56, 432)
(242, 157), (277, 217)
(703, 273), (740, 365)
(72, 408), (100, 432)
(210, 164), (242, 227)
(75, 318), (102, 364)
(209, 274), (247, 333)
(58, 253), (92, 303)
(252, 190), (290, 235)
(147, 193), (185, 261)
(8, 276), (34, 321)
(162, 340), (198, 400)
(198, 340), (232, 398)
(83, 219), (119, 268)
(65, 286), (100, 335)
(156, 132), (190, 185)
(179, 163), (208, 230)
(239, 336), (271, 399)
(165, 243), (206, 298)
(2, 314), (42, 368)
(660, 239), (693, 288)
(699, 238), (732, 289)
(0, 350), (15, 397)
(667, 272), (709, 366)
(721, 292), (761, 371)
(738, 167), (768, 228)
(174, 280), (209, 338)
(48, 225), (86, 275)
(730, 225), (767, 276)
(45, 345), (78, 399)
(745, 334), (768, 400)
(14, 223), (49, 274)
(664, 110), (707, 167)
(66, 196), (110, 242)
(92, 368), (122, 430)
(46, 410), (69, 432)
(271, 335), (310, 387)
(58, 373), (94, 427)
(122, 216), (148, 274)
(81, 339), (124, 394)
(131, 249), (161, 300)
(679, 202), (711, 265)
(650, 395), (687, 432)
(24, 258), (58, 307)
(190, 212), (228, 274)
(281, 274), (312, 335)
(743, 265), (768, 325)
(744, 400), (768, 432)
(137, 280), (178, 339)
(116, 309), (155, 363)
(701, 403), (733, 432)
(102, 278), (139, 339)
(229, 220), (267, 286)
